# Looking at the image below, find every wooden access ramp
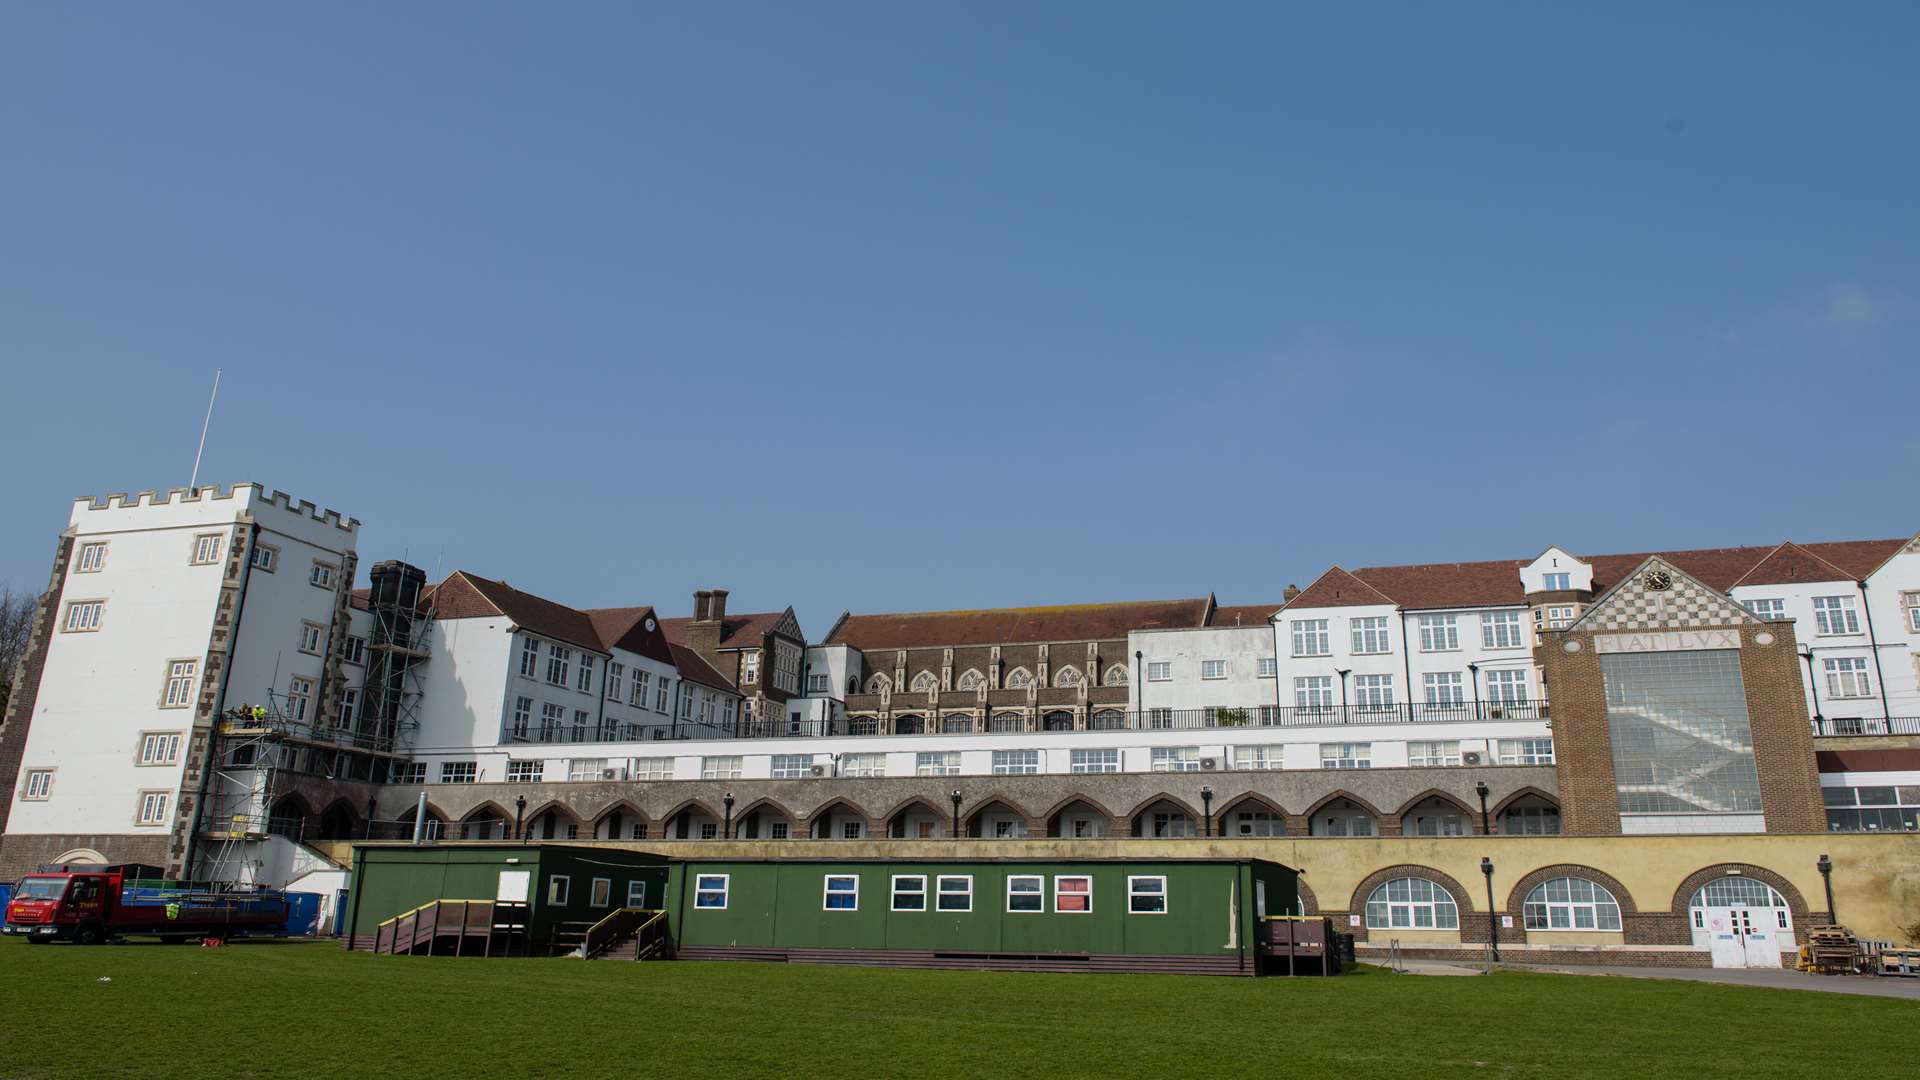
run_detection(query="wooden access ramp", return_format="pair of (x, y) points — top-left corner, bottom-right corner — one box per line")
(372, 899), (530, 957)
(579, 908), (670, 961)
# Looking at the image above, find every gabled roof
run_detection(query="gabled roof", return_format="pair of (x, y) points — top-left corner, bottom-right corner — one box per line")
(657, 611), (794, 650)
(1281, 537), (1908, 611)
(826, 598), (1212, 650)
(1208, 603), (1283, 627)
(668, 644), (737, 693)
(582, 606), (677, 666)
(435, 571), (608, 655)
(1280, 567), (1397, 610)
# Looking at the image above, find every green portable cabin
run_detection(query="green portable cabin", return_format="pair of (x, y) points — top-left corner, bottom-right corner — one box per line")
(663, 856), (1298, 976)
(342, 844), (671, 953)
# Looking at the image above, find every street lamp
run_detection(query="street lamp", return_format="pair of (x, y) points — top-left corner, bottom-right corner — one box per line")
(514, 795), (527, 844)
(1201, 786), (1214, 838)
(1817, 854), (1836, 923)
(723, 792), (735, 840)
(951, 789), (963, 839)
(1475, 781), (1491, 836)
(1480, 857), (1500, 963)
(1336, 669), (1352, 715)
(1801, 648), (1824, 726)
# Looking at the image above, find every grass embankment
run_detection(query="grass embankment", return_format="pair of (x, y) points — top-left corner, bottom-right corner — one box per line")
(1, 940), (1913, 1079)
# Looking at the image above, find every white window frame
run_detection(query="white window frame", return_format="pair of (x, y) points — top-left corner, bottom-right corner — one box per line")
(742, 651), (760, 684)
(137, 731), (184, 766)
(1543, 572), (1571, 591)
(1813, 595), (1861, 636)
(890, 874), (928, 912)
(1745, 597), (1786, 621)
(1320, 742), (1371, 769)
(1482, 610), (1526, 649)
(1350, 616), (1390, 654)
(1291, 619), (1330, 657)
(1151, 746), (1201, 772)
(1232, 745), (1282, 771)
(1053, 874), (1093, 914)
(286, 676), (315, 722)
(626, 880), (649, 907)
(823, 874), (860, 912)
(693, 874), (729, 909)
(298, 620), (325, 656)
(1127, 875), (1168, 915)
(63, 599), (104, 633)
(191, 532), (223, 565)
(136, 789), (171, 826)
(1353, 673), (1394, 708)
(632, 758), (673, 781)
(915, 752), (960, 777)
(1523, 877), (1623, 931)
(1295, 676), (1334, 709)
(505, 760), (544, 783)
(1417, 614), (1459, 652)
(1824, 656), (1873, 698)
(840, 753), (886, 778)
(589, 878), (612, 908)
(22, 768), (54, 800)
(1146, 661), (1171, 682)
(1256, 657), (1278, 678)
(1497, 737), (1554, 765)
(250, 543), (277, 573)
(1365, 877), (1460, 930)
(1006, 874), (1045, 913)
(309, 560), (336, 590)
(342, 635), (366, 666)
(1486, 669), (1529, 705)
(991, 749), (1040, 776)
(576, 655), (595, 694)
(438, 761), (477, 784)
(606, 662), (624, 702)
(161, 659), (198, 708)
(1070, 748), (1120, 774)
(702, 756), (743, 780)
(1200, 659), (1227, 680)
(76, 541), (107, 573)
(1407, 740), (1462, 768)
(771, 754), (811, 780)
(1423, 671), (1465, 706)
(548, 876), (571, 905)
(936, 875), (973, 912)
(520, 637), (541, 679)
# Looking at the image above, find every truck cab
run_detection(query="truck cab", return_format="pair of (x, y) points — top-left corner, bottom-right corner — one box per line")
(5, 872), (115, 944)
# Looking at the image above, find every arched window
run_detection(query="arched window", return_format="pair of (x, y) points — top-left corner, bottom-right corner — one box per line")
(1004, 667), (1033, 689)
(1090, 708), (1126, 731)
(955, 669), (984, 691)
(865, 674), (891, 695)
(941, 714), (973, 734)
(988, 712), (1025, 733)
(894, 714), (925, 735)
(1691, 879), (1787, 909)
(1054, 666), (1083, 688)
(1523, 877), (1622, 931)
(910, 671), (939, 693)
(1042, 711), (1074, 731)
(1103, 664), (1129, 686)
(1365, 877), (1458, 929)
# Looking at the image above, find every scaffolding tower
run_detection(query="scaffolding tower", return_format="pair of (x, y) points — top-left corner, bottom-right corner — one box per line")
(355, 560), (433, 766)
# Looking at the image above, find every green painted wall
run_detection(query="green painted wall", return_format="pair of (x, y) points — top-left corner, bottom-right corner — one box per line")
(535, 848), (671, 928)
(667, 860), (1297, 959)
(344, 845), (669, 944)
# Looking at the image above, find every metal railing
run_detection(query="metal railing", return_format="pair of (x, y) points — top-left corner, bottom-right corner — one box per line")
(1811, 716), (1920, 737)
(728, 702), (1547, 738)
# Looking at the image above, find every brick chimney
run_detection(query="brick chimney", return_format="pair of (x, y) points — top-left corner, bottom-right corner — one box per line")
(688, 587), (725, 670)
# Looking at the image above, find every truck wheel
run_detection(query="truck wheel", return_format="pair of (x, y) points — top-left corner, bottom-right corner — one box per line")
(73, 923), (106, 946)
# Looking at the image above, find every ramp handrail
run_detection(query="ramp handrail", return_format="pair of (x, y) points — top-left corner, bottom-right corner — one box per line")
(581, 907), (659, 959)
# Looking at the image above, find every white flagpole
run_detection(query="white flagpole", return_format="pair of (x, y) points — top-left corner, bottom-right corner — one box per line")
(190, 368), (222, 493)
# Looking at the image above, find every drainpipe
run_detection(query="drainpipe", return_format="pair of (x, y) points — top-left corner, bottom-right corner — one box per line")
(1801, 649), (1824, 726)
(183, 520), (260, 879)
(1856, 581), (1893, 723)
(1398, 611), (1414, 723)
(1134, 650), (1143, 729)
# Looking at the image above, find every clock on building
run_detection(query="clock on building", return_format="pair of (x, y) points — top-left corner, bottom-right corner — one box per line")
(1643, 569), (1673, 592)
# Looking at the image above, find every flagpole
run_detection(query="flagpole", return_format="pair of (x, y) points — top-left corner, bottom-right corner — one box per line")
(190, 368), (222, 492)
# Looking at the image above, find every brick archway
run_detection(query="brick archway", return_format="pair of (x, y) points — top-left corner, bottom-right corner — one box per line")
(1345, 864), (1481, 943)
(1504, 863), (1667, 944)
(1295, 877), (1319, 916)
(1671, 863), (1821, 945)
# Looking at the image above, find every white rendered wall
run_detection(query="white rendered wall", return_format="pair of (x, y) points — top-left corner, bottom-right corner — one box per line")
(1130, 625), (1276, 712)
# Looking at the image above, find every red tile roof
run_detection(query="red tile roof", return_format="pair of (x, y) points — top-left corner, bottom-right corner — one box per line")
(669, 643), (737, 692)
(1208, 603), (1282, 627)
(826, 599), (1212, 649)
(1282, 567), (1398, 610)
(582, 606), (677, 666)
(437, 572), (608, 654)
(1284, 538), (1908, 611)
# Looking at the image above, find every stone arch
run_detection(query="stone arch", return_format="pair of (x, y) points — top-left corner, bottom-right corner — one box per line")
(523, 800), (584, 841)
(1103, 664), (1129, 686)
(394, 802), (448, 841)
(1215, 792), (1290, 837)
(268, 793), (313, 840)
(1003, 666), (1034, 689)
(1488, 785), (1560, 819)
(1295, 878), (1320, 916)
(1127, 792), (1203, 838)
(963, 796), (1035, 839)
(1301, 789), (1387, 823)
(655, 797), (723, 840)
(1506, 863), (1642, 920)
(882, 796), (950, 839)
(316, 798), (363, 840)
(1393, 788), (1481, 835)
(731, 796), (796, 840)
(954, 668), (985, 691)
(1670, 864), (1817, 926)
(1346, 864), (1478, 942)
(51, 848), (108, 865)
(804, 797), (873, 839)
(457, 800), (514, 841)
(909, 670), (940, 693)
(865, 673), (891, 694)
(591, 800), (647, 841)
(1043, 796), (1117, 838)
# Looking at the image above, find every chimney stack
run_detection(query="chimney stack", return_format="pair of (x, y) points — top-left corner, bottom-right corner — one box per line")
(710, 588), (729, 623)
(693, 590), (712, 622)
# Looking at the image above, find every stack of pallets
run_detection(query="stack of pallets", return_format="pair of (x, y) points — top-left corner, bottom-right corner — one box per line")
(1878, 948), (1920, 977)
(1804, 926), (1858, 975)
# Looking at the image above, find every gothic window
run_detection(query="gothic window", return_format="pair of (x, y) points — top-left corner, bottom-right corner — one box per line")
(1103, 664), (1128, 686)
(910, 671), (939, 693)
(955, 669), (985, 691)
(1004, 667), (1034, 690)
(1054, 666), (1084, 688)
(865, 674), (892, 695)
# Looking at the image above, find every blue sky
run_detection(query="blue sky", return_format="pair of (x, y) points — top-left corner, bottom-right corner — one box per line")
(4, 2), (1915, 636)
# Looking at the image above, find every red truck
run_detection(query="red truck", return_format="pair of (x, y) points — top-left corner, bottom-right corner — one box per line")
(4, 865), (289, 945)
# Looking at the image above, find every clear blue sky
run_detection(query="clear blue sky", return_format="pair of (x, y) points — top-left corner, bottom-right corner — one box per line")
(4, 2), (1915, 636)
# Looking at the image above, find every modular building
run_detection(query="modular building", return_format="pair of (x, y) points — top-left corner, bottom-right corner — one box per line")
(343, 844), (670, 952)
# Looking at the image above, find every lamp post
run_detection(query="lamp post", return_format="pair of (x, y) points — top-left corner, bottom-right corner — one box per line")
(1467, 662), (1480, 716)
(514, 795), (527, 844)
(1336, 668), (1351, 716)
(1817, 854), (1836, 923)
(1475, 780), (1491, 836)
(1481, 857), (1500, 963)
(723, 792), (735, 840)
(951, 789), (963, 839)
(1201, 786), (1214, 838)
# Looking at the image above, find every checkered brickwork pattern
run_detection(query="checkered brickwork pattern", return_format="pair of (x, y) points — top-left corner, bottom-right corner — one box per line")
(1577, 559), (1759, 632)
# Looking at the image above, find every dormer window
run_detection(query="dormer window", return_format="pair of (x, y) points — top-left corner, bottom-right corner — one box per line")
(1544, 573), (1571, 591)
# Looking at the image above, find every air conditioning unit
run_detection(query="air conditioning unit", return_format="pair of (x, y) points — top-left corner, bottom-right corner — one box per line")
(808, 764), (827, 777)
(1461, 751), (1484, 766)
(1200, 757), (1218, 771)
(601, 768), (627, 781)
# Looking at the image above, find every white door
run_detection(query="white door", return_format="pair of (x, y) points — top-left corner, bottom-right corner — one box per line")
(496, 869), (531, 903)
(1699, 907), (1784, 969)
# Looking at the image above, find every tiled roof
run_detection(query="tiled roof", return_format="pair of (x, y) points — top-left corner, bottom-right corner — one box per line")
(657, 612), (789, 650)
(441, 572), (608, 654)
(1286, 537), (1908, 611)
(1282, 567), (1398, 610)
(826, 599), (1212, 649)
(669, 643), (737, 692)
(582, 606), (677, 666)
(1208, 603), (1282, 627)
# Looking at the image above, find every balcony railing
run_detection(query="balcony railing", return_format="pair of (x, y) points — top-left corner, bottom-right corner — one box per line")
(1811, 717), (1920, 737)
(726, 701), (1547, 739)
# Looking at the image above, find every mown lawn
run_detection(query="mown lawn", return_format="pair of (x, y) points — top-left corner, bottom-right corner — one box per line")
(1, 940), (1913, 1079)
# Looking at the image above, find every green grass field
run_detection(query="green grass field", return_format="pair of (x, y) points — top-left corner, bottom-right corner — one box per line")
(1, 940), (1913, 1079)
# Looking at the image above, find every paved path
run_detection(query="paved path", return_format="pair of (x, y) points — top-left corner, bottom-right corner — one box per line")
(1508, 962), (1920, 999)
